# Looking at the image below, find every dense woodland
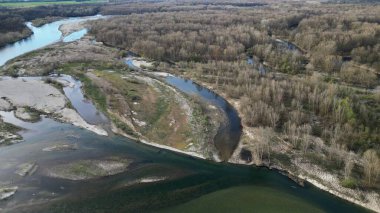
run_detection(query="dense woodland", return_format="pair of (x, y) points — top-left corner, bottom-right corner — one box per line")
(0, 4), (99, 47)
(90, 2), (380, 189)
(91, 3), (379, 87)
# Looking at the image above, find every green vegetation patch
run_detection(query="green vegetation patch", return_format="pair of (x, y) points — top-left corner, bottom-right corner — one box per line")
(341, 178), (358, 189)
(109, 114), (137, 137)
(58, 63), (108, 112)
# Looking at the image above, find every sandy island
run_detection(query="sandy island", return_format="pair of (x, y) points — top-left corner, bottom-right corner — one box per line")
(0, 77), (107, 136)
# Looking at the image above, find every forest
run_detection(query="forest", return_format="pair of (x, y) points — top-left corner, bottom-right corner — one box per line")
(89, 1), (380, 190)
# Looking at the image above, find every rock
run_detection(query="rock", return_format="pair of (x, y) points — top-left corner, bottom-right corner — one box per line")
(0, 186), (18, 200)
(14, 107), (32, 120)
(139, 176), (166, 183)
(14, 107), (40, 122)
(0, 132), (19, 144)
(0, 99), (12, 111)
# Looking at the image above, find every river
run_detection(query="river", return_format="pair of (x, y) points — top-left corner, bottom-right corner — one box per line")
(0, 15), (103, 66)
(0, 16), (372, 213)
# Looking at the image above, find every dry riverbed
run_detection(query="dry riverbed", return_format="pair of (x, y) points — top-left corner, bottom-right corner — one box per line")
(0, 77), (107, 136)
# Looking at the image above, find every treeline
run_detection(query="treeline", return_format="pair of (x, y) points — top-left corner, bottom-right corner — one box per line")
(184, 61), (379, 151)
(91, 9), (307, 74)
(328, 0), (380, 3)
(0, 4), (100, 47)
(91, 5), (380, 84)
(265, 4), (380, 87)
(88, 5), (380, 148)
(172, 60), (380, 187)
(100, 1), (267, 15)
(100, 2), (209, 15)
(91, 11), (263, 62)
(89, 2), (380, 188)
(290, 14), (380, 71)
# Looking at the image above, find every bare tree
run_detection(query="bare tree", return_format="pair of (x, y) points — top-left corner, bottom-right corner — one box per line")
(363, 149), (380, 186)
(344, 152), (354, 179)
(249, 127), (272, 165)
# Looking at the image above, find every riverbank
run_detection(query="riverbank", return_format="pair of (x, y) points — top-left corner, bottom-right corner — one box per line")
(0, 18), (377, 211)
(0, 77), (107, 136)
(92, 54), (380, 212)
(174, 72), (380, 213)
(83, 69), (223, 160)
(0, 28), (33, 49)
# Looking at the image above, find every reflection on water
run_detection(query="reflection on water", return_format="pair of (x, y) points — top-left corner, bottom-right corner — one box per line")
(59, 75), (108, 125)
(0, 115), (370, 213)
(165, 76), (241, 160)
(0, 15), (103, 66)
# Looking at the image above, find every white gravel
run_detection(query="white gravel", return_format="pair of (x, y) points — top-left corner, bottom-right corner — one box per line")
(0, 77), (107, 136)
(0, 78), (65, 113)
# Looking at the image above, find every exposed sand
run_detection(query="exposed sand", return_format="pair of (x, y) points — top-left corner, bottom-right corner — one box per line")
(0, 77), (107, 136)
(59, 22), (86, 37)
(127, 57), (153, 69)
(139, 139), (206, 160)
(58, 108), (107, 136)
(132, 59), (153, 68)
(59, 15), (106, 37)
(0, 99), (12, 111)
(0, 78), (66, 113)
(0, 186), (17, 200)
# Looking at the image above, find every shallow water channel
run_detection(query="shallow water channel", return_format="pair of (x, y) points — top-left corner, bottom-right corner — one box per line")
(0, 16), (372, 213)
(0, 15), (103, 66)
(165, 75), (242, 160)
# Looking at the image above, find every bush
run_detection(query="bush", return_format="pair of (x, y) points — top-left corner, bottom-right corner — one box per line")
(341, 178), (358, 189)
(340, 63), (377, 88)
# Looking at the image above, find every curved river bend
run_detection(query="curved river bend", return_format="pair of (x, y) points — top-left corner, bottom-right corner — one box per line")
(0, 15), (103, 66)
(0, 16), (371, 213)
